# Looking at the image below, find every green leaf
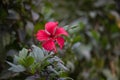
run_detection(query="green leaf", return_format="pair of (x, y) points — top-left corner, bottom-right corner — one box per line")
(79, 22), (85, 30)
(24, 56), (34, 67)
(34, 22), (44, 33)
(18, 56), (34, 68)
(14, 55), (20, 64)
(18, 58), (26, 66)
(68, 27), (80, 34)
(7, 61), (25, 72)
(29, 63), (40, 74)
(30, 45), (44, 62)
(58, 71), (67, 77)
(88, 30), (100, 41)
(19, 48), (28, 59)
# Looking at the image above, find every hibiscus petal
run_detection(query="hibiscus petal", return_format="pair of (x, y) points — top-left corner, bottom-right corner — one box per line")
(42, 40), (56, 52)
(36, 30), (49, 41)
(55, 27), (68, 36)
(45, 22), (58, 35)
(56, 37), (65, 49)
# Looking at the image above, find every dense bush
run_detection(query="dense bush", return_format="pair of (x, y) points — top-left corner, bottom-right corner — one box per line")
(0, 0), (120, 80)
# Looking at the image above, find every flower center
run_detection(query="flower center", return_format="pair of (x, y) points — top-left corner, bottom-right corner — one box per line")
(49, 34), (55, 38)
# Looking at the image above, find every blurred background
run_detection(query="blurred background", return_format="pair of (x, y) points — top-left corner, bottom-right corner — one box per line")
(0, 0), (120, 80)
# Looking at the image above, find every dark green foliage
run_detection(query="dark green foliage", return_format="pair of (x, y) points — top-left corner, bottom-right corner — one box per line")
(0, 0), (120, 80)
(7, 45), (70, 80)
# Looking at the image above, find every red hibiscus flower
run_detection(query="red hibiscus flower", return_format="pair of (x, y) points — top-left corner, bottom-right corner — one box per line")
(36, 22), (68, 52)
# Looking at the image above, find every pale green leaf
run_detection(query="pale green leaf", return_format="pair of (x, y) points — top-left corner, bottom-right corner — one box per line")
(7, 61), (25, 72)
(19, 48), (28, 59)
(30, 45), (44, 62)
